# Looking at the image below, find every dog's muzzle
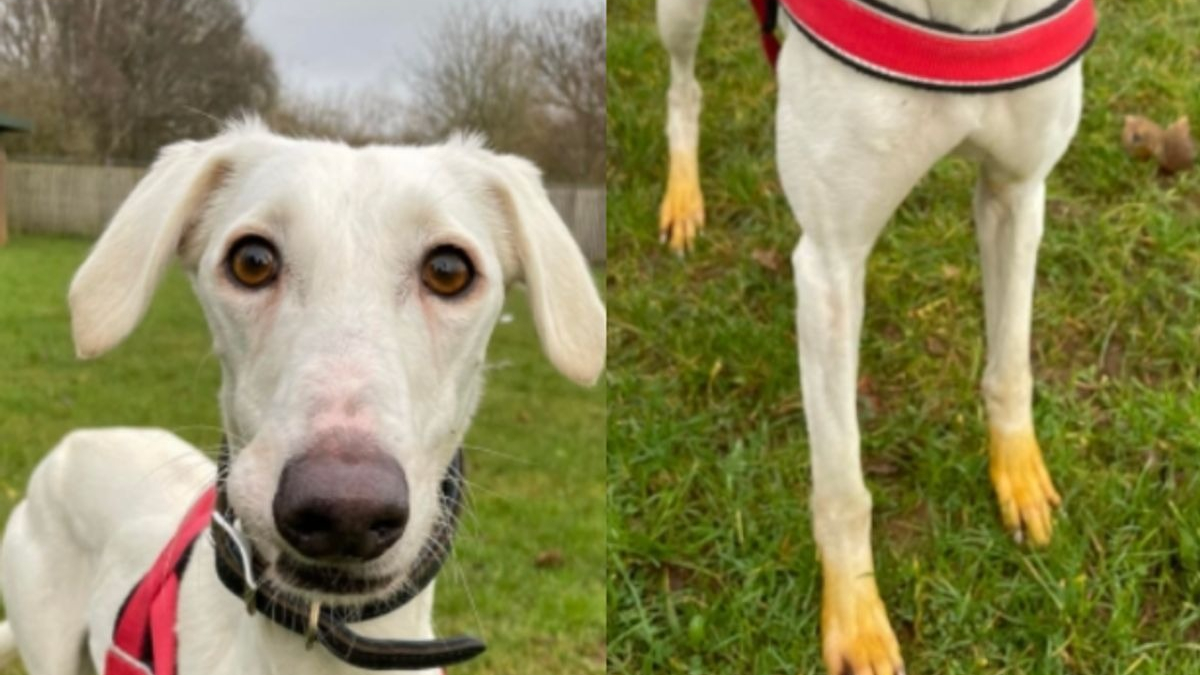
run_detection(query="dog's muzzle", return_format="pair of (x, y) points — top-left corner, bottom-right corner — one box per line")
(211, 443), (486, 670)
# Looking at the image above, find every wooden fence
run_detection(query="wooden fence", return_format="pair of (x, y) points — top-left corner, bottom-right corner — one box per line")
(4, 160), (606, 262)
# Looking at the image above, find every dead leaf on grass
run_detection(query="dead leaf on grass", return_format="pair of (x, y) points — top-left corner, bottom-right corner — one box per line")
(925, 335), (949, 356)
(534, 549), (565, 568)
(751, 248), (784, 272)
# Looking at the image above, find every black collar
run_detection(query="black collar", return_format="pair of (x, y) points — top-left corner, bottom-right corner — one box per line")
(211, 443), (486, 670)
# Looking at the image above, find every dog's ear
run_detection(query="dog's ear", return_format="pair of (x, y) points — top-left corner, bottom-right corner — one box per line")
(485, 155), (605, 386)
(68, 138), (234, 359)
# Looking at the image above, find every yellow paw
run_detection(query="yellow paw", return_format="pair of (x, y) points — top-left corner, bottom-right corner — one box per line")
(821, 566), (905, 675)
(988, 428), (1061, 546)
(658, 152), (705, 253)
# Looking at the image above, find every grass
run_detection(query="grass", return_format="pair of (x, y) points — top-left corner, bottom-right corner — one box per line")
(0, 234), (605, 675)
(606, 1), (1200, 673)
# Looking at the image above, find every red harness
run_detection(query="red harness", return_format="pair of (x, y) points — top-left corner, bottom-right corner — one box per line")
(105, 487), (216, 675)
(749, 0), (1096, 91)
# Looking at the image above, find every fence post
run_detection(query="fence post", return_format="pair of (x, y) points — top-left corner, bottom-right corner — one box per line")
(0, 147), (8, 247)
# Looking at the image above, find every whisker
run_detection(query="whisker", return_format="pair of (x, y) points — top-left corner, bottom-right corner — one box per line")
(462, 443), (530, 465)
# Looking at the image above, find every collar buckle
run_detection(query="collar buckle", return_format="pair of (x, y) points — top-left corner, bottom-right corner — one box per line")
(305, 601), (321, 649)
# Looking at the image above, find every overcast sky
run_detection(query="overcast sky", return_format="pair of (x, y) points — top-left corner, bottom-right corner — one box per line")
(245, 0), (599, 96)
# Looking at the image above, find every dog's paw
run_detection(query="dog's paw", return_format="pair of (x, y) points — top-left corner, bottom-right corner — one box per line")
(658, 152), (705, 253)
(988, 428), (1061, 546)
(821, 567), (905, 675)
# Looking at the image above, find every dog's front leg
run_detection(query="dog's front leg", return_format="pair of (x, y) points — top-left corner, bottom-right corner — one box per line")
(656, 0), (710, 253)
(974, 171), (1061, 545)
(793, 239), (903, 675)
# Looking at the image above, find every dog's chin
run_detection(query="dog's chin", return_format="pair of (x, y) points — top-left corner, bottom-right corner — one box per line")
(271, 553), (400, 600)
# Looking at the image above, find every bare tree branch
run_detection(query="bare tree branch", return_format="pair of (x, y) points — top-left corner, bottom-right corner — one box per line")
(399, 3), (605, 182)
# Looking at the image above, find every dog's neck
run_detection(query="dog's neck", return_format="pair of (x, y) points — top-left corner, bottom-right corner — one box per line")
(175, 538), (440, 675)
(872, 0), (1062, 30)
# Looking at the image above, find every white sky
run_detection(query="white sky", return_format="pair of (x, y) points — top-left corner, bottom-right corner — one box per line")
(245, 0), (600, 96)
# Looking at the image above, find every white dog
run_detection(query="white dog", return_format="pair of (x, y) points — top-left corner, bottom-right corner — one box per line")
(656, 0), (1093, 672)
(0, 120), (605, 675)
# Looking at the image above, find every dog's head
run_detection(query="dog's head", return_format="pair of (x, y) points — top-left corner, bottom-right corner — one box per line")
(68, 120), (604, 602)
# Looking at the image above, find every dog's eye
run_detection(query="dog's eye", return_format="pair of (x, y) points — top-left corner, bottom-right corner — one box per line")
(421, 246), (474, 298)
(227, 237), (280, 289)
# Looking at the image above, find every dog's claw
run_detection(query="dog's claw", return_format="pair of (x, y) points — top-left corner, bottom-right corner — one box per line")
(989, 428), (1061, 547)
(659, 152), (705, 253)
(821, 566), (905, 675)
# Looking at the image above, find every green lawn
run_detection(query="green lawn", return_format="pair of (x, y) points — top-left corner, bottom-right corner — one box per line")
(0, 234), (605, 675)
(607, 1), (1200, 673)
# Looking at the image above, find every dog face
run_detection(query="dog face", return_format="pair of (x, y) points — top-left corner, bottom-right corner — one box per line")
(68, 120), (605, 602)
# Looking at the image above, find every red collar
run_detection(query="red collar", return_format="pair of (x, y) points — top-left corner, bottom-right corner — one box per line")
(750, 0), (1096, 91)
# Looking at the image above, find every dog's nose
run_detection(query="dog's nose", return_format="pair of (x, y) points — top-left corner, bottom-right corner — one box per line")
(273, 450), (409, 562)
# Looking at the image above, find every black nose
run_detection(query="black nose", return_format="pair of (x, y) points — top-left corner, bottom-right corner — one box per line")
(273, 442), (409, 562)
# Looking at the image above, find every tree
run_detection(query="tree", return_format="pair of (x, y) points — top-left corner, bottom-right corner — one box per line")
(0, 0), (278, 161)
(523, 7), (605, 182)
(399, 4), (607, 182)
(401, 6), (535, 155)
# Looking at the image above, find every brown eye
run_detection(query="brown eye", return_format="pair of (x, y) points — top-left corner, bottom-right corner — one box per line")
(421, 246), (474, 297)
(227, 237), (279, 289)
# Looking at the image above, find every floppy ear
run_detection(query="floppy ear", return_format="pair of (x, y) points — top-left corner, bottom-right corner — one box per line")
(487, 155), (605, 386)
(68, 139), (233, 359)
